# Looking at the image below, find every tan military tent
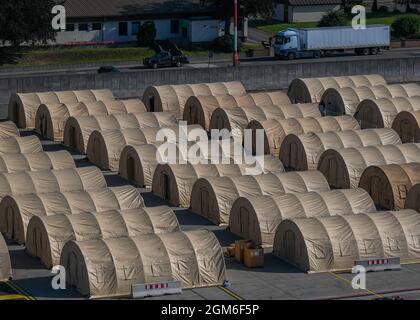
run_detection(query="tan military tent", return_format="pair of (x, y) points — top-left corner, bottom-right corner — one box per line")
(210, 103), (322, 141)
(0, 136), (43, 154)
(359, 163), (420, 210)
(142, 81), (246, 118)
(9, 89), (114, 129)
(0, 121), (20, 139)
(280, 128), (401, 171)
(35, 99), (147, 141)
(0, 151), (75, 173)
(0, 167), (106, 202)
(183, 92), (290, 130)
(317, 143), (420, 189)
(392, 110), (420, 143)
(321, 83), (420, 116)
(247, 115), (360, 155)
(405, 183), (420, 212)
(26, 206), (180, 268)
(0, 185), (144, 244)
(86, 125), (203, 170)
(64, 112), (178, 154)
(287, 74), (386, 103)
(190, 170), (330, 225)
(153, 156), (285, 207)
(230, 188), (376, 246)
(60, 229), (226, 298)
(355, 97), (420, 129)
(0, 233), (12, 281)
(273, 210), (420, 273)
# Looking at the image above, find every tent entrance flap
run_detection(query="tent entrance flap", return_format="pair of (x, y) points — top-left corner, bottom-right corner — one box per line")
(127, 156), (136, 183)
(149, 96), (155, 112)
(284, 230), (296, 261)
(164, 173), (170, 200)
(68, 126), (76, 150)
(200, 187), (210, 219)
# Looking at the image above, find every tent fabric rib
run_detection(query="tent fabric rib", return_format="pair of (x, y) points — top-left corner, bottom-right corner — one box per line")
(183, 91), (290, 130)
(190, 170), (330, 225)
(0, 185), (144, 244)
(0, 150), (75, 173)
(9, 89), (114, 129)
(0, 121), (20, 139)
(0, 136), (43, 154)
(35, 99), (147, 141)
(142, 81), (246, 118)
(210, 103), (321, 141)
(273, 210), (420, 273)
(64, 112), (177, 154)
(317, 143), (420, 189)
(247, 115), (360, 155)
(229, 188), (376, 246)
(321, 84), (420, 116)
(26, 206), (180, 268)
(60, 230), (227, 298)
(280, 128), (402, 171)
(287, 75), (387, 103)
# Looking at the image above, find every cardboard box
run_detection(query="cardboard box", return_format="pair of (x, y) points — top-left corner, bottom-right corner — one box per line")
(227, 244), (236, 258)
(234, 240), (250, 263)
(244, 247), (264, 268)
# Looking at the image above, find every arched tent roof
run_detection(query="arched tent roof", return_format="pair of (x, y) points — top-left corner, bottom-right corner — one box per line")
(321, 83), (420, 116)
(60, 230), (226, 298)
(247, 115), (360, 156)
(317, 143), (420, 189)
(359, 163), (420, 210)
(287, 74), (386, 103)
(35, 99), (147, 141)
(355, 97), (420, 130)
(118, 139), (251, 188)
(0, 166), (106, 201)
(0, 150), (75, 173)
(64, 112), (177, 154)
(0, 185), (144, 244)
(142, 81), (246, 118)
(392, 110), (420, 143)
(280, 128), (401, 171)
(86, 125), (203, 171)
(190, 170), (330, 225)
(183, 91), (290, 130)
(210, 103), (321, 141)
(0, 121), (20, 139)
(26, 206), (180, 268)
(0, 233), (11, 281)
(273, 210), (420, 273)
(230, 188), (376, 246)
(152, 155), (285, 207)
(8, 89), (114, 129)
(0, 136), (43, 154)
(405, 183), (420, 212)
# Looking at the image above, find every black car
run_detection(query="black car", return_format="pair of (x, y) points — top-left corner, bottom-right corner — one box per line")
(98, 66), (120, 73)
(143, 41), (189, 69)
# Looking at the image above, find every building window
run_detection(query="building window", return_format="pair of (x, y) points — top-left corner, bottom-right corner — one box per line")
(132, 22), (141, 35)
(92, 23), (102, 31)
(171, 20), (180, 34)
(66, 24), (75, 32)
(119, 22), (128, 36)
(79, 23), (89, 31)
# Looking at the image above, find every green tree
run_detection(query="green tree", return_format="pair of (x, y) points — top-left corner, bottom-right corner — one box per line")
(137, 21), (157, 47)
(317, 10), (349, 27)
(391, 15), (420, 38)
(0, 0), (57, 46)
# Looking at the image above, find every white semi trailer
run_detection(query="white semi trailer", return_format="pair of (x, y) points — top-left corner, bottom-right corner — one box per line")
(274, 25), (390, 60)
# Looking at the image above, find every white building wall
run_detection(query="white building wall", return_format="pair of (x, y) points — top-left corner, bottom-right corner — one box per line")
(290, 5), (341, 23)
(55, 19), (179, 44)
(190, 20), (221, 42)
(273, 4), (285, 21)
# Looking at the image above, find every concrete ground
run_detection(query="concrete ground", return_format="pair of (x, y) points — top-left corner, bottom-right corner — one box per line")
(1, 136), (420, 301)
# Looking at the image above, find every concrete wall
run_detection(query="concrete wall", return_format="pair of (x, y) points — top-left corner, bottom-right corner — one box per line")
(1, 56), (420, 119)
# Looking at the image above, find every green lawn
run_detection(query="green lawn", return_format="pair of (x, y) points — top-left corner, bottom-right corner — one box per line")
(251, 12), (420, 35)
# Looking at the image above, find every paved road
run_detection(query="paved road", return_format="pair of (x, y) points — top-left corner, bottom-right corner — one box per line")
(1, 47), (420, 79)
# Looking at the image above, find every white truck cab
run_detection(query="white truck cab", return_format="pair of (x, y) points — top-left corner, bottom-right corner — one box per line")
(274, 29), (300, 59)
